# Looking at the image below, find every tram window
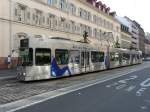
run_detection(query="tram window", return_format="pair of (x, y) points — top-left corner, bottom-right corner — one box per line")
(91, 51), (104, 63)
(19, 48), (33, 66)
(69, 50), (80, 64)
(81, 52), (84, 66)
(122, 53), (130, 60)
(35, 48), (51, 66)
(85, 52), (90, 65)
(110, 52), (119, 61)
(55, 49), (69, 65)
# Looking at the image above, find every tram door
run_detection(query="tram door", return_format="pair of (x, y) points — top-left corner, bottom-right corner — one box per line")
(81, 51), (90, 72)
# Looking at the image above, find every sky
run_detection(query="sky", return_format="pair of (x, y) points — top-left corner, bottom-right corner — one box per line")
(99, 0), (150, 32)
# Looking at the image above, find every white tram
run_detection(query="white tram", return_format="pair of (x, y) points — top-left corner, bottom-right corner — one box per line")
(17, 35), (142, 81)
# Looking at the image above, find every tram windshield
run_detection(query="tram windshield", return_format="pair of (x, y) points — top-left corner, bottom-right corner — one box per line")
(19, 48), (33, 66)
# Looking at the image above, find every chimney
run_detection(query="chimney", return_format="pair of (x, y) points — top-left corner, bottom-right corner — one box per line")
(96, 1), (102, 9)
(105, 7), (110, 14)
(87, 0), (97, 6)
(109, 11), (116, 17)
(102, 4), (106, 12)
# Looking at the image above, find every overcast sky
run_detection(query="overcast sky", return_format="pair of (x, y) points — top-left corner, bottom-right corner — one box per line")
(99, 0), (150, 32)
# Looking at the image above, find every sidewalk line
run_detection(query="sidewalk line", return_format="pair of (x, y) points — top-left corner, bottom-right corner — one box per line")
(0, 65), (149, 112)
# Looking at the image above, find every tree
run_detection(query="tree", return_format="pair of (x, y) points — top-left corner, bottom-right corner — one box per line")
(83, 31), (88, 43)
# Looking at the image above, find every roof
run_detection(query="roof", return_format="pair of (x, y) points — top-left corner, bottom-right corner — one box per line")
(115, 16), (130, 27)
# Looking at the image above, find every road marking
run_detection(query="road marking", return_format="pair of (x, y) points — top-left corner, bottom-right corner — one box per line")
(140, 78), (150, 87)
(140, 106), (147, 110)
(136, 88), (147, 96)
(115, 84), (127, 90)
(106, 82), (118, 88)
(118, 75), (138, 84)
(0, 65), (150, 112)
(125, 85), (136, 92)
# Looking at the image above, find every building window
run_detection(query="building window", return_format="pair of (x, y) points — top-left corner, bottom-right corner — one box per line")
(93, 15), (96, 23)
(49, 13), (56, 29)
(79, 8), (91, 21)
(93, 28), (97, 38)
(87, 12), (91, 21)
(14, 4), (27, 22)
(48, 0), (52, 5)
(69, 3), (76, 15)
(48, 0), (57, 6)
(34, 9), (43, 26)
(59, 0), (67, 11)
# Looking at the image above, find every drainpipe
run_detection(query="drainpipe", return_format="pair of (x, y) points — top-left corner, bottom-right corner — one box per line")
(9, 0), (12, 56)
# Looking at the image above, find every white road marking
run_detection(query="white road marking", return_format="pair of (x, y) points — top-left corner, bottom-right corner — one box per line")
(106, 82), (118, 88)
(78, 93), (81, 95)
(116, 84), (127, 90)
(0, 65), (149, 112)
(118, 75), (138, 84)
(140, 106), (147, 110)
(136, 88), (147, 96)
(140, 78), (150, 87)
(125, 85), (136, 92)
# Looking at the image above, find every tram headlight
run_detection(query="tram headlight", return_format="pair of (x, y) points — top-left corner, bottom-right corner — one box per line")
(23, 72), (26, 76)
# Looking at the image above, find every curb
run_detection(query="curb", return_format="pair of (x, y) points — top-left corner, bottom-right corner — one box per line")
(0, 76), (16, 81)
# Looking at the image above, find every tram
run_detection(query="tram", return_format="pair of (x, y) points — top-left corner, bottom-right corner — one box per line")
(17, 35), (142, 81)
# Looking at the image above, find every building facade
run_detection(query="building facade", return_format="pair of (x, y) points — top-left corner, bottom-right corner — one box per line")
(133, 21), (145, 55)
(145, 32), (150, 56)
(124, 17), (139, 50)
(0, 0), (120, 69)
(115, 16), (132, 49)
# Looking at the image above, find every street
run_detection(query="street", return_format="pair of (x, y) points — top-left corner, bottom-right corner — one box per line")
(13, 65), (150, 112)
(0, 62), (149, 112)
(0, 69), (17, 80)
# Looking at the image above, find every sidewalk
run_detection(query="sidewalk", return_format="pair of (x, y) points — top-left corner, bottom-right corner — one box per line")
(0, 69), (17, 80)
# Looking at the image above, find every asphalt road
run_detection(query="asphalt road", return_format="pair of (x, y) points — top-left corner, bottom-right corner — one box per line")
(15, 67), (150, 112)
(0, 69), (17, 80)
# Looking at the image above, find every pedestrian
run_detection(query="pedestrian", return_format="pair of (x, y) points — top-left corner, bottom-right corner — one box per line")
(7, 55), (11, 69)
